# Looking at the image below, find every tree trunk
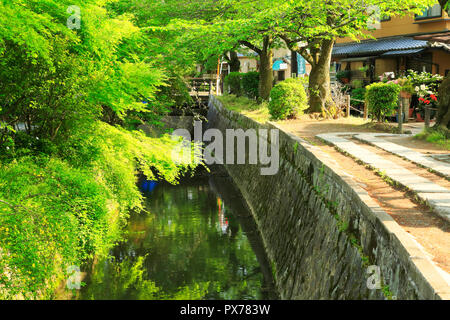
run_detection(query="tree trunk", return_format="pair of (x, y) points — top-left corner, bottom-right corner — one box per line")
(291, 50), (298, 77)
(307, 39), (334, 113)
(228, 51), (241, 73)
(259, 36), (273, 101)
(435, 74), (450, 129)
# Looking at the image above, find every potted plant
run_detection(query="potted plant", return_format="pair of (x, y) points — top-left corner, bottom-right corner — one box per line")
(358, 66), (369, 78)
(336, 70), (351, 84)
(414, 84), (439, 122)
(396, 78), (414, 98)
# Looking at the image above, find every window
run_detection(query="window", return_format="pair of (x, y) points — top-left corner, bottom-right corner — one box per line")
(380, 15), (391, 22)
(415, 4), (442, 20)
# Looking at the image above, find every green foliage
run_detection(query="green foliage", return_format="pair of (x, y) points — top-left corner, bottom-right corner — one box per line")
(224, 72), (243, 96)
(365, 82), (401, 122)
(0, 157), (114, 299)
(0, 121), (199, 299)
(241, 72), (260, 99)
(0, 0), (204, 300)
(351, 88), (366, 107)
(351, 79), (363, 89)
(268, 78), (308, 120)
(217, 95), (270, 123)
(336, 70), (351, 82)
(416, 128), (450, 150)
(0, 0), (172, 143)
(406, 70), (443, 93)
(396, 78), (415, 95)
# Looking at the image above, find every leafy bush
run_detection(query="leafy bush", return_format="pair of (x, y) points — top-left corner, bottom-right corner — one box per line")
(241, 72), (260, 99)
(351, 88), (366, 107)
(224, 72), (243, 96)
(268, 78), (308, 120)
(0, 157), (113, 299)
(351, 79), (363, 89)
(406, 70), (443, 93)
(416, 128), (450, 150)
(0, 122), (199, 299)
(396, 78), (415, 95)
(365, 82), (400, 122)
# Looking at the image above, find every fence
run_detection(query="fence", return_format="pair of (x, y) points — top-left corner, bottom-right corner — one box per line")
(346, 95), (368, 120)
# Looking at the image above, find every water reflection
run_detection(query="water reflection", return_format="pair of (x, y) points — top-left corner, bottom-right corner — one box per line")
(76, 175), (278, 300)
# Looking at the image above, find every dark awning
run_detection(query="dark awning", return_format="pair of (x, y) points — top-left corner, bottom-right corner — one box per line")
(333, 37), (428, 57)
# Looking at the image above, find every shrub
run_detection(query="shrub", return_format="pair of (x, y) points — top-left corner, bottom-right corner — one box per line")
(224, 72), (243, 96)
(365, 82), (401, 122)
(351, 87), (366, 107)
(351, 79), (364, 89)
(0, 121), (199, 299)
(241, 72), (260, 99)
(268, 78), (308, 120)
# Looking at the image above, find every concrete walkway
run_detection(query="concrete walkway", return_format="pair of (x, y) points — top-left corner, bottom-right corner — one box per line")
(403, 122), (426, 135)
(317, 133), (450, 223)
(353, 133), (450, 179)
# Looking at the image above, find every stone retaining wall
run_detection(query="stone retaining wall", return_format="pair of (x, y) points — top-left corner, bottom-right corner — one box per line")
(207, 95), (448, 300)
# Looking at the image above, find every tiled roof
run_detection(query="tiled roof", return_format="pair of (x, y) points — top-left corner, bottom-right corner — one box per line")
(333, 37), (429, 57)
(379, 48), (425, 57)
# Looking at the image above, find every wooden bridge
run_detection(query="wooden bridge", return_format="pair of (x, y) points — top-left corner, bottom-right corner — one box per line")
(188, 77), (217, 103)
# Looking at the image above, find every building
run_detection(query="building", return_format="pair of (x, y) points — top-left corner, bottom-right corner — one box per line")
(332, 3), (450, 85)
(237, 48), (312, 83)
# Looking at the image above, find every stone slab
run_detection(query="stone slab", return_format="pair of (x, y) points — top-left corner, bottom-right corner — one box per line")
(317, 133), (450, 223)
(354, 133), (450, 179)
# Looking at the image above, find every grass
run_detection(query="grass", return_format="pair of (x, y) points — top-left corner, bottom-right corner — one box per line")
(415, 128), (450, 151)
(217, 94), (270, 123)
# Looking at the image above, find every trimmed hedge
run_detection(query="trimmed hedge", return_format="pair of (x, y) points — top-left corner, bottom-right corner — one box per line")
(268, 78), (308, 120)
(365, 82), (400, 122)
(224, 72), (243, 96)
(242, 71), (259, 99)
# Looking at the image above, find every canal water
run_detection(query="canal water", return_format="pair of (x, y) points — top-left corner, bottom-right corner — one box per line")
(76, 170), (278, 300)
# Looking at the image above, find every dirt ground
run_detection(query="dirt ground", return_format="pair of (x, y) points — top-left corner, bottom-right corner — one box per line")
(277, 118), (450, 274)
(277, 117), (396, 145)
(384, 136), (450, 155)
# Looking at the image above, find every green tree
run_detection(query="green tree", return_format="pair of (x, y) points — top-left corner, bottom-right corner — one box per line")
(260, 0), (436, 113)
(0, 0), (169, 140)
(160, 1), (281, 101)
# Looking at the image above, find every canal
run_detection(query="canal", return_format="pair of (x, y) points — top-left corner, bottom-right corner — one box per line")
(75, 169), (278, 300)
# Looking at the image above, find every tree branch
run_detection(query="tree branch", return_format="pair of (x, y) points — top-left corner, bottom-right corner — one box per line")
(239, 40), (262, 55)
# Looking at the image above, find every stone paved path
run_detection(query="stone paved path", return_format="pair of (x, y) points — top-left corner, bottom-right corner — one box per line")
(317, 133), (450, 223)
(353, 133), (450, 179)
